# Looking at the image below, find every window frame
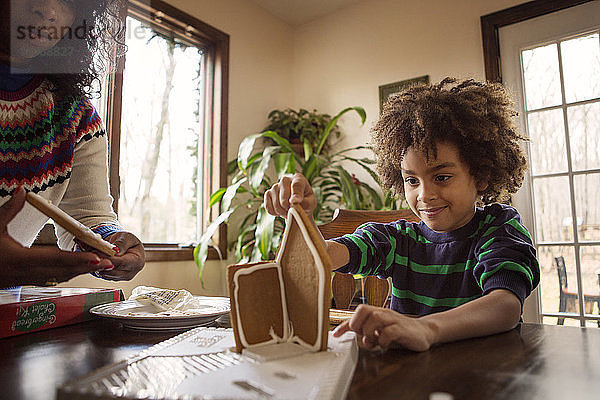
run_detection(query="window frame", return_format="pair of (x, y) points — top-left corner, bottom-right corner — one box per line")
(106, 0), (229, 262)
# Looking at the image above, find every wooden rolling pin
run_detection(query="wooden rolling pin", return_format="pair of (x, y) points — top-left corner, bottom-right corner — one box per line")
(26, 192), (116, 256)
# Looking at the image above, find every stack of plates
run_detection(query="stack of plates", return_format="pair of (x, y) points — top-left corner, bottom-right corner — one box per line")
(90, 296), (230, 331)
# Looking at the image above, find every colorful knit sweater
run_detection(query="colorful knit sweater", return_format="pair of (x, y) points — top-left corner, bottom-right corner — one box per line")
(0, 75), (122, 250)
(332, 203), (540, 316)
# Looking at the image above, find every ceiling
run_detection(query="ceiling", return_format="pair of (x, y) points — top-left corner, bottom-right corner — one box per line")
(249, 0), (363, 26)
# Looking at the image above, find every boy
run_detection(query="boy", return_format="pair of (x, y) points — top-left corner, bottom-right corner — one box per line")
(264, 78), (539, 352)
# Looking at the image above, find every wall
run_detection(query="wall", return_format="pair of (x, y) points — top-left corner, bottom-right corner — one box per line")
(59, 259), (224, 298)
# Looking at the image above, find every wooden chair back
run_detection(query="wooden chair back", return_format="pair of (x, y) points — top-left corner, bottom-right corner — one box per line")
(318, 209), (420, 240)
(554, 255), (600, 327)
(318, 208), (420, 309)
(555, 256), (568, 290)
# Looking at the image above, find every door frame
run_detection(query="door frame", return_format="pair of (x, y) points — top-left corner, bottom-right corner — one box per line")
(481, 0), (594, 83)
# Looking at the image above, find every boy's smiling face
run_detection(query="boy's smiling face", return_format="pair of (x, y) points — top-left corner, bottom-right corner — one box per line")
(401, 141), (485, 233)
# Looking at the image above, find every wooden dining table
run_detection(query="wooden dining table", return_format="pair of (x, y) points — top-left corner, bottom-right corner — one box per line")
(1, 319), (599, 400)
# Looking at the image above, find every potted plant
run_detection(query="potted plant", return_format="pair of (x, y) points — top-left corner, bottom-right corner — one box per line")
(193, 106), (400, 277)
(263, 108), (341, 156)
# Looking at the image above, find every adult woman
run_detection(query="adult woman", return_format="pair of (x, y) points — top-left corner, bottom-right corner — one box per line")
(0, 0), (145, 288)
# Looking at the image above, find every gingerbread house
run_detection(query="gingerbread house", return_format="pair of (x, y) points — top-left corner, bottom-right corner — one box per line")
(227, 204), (332, 353)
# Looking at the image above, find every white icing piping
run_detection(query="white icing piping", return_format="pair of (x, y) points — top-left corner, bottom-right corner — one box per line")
(276, 207), (326, 351)
(233, 262), (289, 348)
(268, 326), (283, 341)
(276, 258), (290, 340)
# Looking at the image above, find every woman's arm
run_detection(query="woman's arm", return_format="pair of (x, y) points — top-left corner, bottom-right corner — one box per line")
(0, 188), (113, 288)
(59, 102), (145, 280)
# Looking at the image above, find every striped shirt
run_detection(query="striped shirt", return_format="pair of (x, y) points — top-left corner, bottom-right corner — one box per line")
(332, 203), (539, 316)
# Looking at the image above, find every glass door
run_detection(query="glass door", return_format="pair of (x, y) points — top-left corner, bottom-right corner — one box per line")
(500, 2), (600, 327)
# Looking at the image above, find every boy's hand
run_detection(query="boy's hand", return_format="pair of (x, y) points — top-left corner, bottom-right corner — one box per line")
(266, 173), (351, 270)
(264, 173), (316, 218)
(0, 188), (113, 288)
(333, 304), (437, 352)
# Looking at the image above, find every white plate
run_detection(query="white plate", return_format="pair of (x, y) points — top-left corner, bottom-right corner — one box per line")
(90, 296), (230, 331)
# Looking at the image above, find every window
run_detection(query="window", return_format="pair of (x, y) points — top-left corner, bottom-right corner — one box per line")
(484, 0), (600, 327)
(94, 0), (229, 261)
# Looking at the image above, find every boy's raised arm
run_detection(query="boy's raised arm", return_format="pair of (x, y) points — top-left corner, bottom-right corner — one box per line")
(264, 173), (350, 270)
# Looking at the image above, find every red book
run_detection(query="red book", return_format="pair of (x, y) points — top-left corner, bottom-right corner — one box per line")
(0, 287), (123, 338)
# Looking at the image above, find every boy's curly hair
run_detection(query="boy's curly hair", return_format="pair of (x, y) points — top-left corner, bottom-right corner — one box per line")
(371, 77), (528, 204)
(30, 0), (126, 101)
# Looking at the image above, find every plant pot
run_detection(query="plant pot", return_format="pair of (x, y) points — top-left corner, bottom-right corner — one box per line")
(290, 141), (305, 157)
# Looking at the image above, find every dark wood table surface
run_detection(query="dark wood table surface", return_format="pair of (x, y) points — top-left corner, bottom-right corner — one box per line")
(1, 320), (599, 400)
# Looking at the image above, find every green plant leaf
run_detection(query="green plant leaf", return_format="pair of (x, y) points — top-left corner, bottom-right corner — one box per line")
(302, 154), (322, 183)
(341, 155), (376, 165)
(254, 205), (276, 260)
(316, 107), (366, 156)
(194, 207), (236, 280)
(312, 185), (323, 221)
(303, 141), (313, 161)
(250, 146), (280, 191)
(227, 159), (239, 175)
(209, 188), (226, 208)
(343, 157), (382, 185)
(246, 162), (262, 197)
(237, 133), (261, 172)
(233, 202), (260, 258)
(261, 131), (294, 153)
(250, 246), (262, 263)
(360, 182), (384, 209)
(245, 153), (264, 170)
(358, 158), (376, 164)
(271, 217), (285, 249)
(286, 154), (296, 175)
(239, 204), (258, 229)
(216, 105), (394, 270)
(261, 130), (304, 166)
(272, 153), (298, 179)
(221, 177), (248, 213)
(337, 167), (360, 209)
(383, 191), (405, 210)
(240, 240), (254, 263)
(235, 223), (257, 261)
(273, 153), (288, 177)
(331, 145), (372, 157)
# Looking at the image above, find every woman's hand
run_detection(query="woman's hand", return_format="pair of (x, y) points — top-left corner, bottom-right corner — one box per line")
(333, 304), (437, 352)
(96, 231), (145, 281)
(264, 173), (316, 218)
(0, 188), (113, 288)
